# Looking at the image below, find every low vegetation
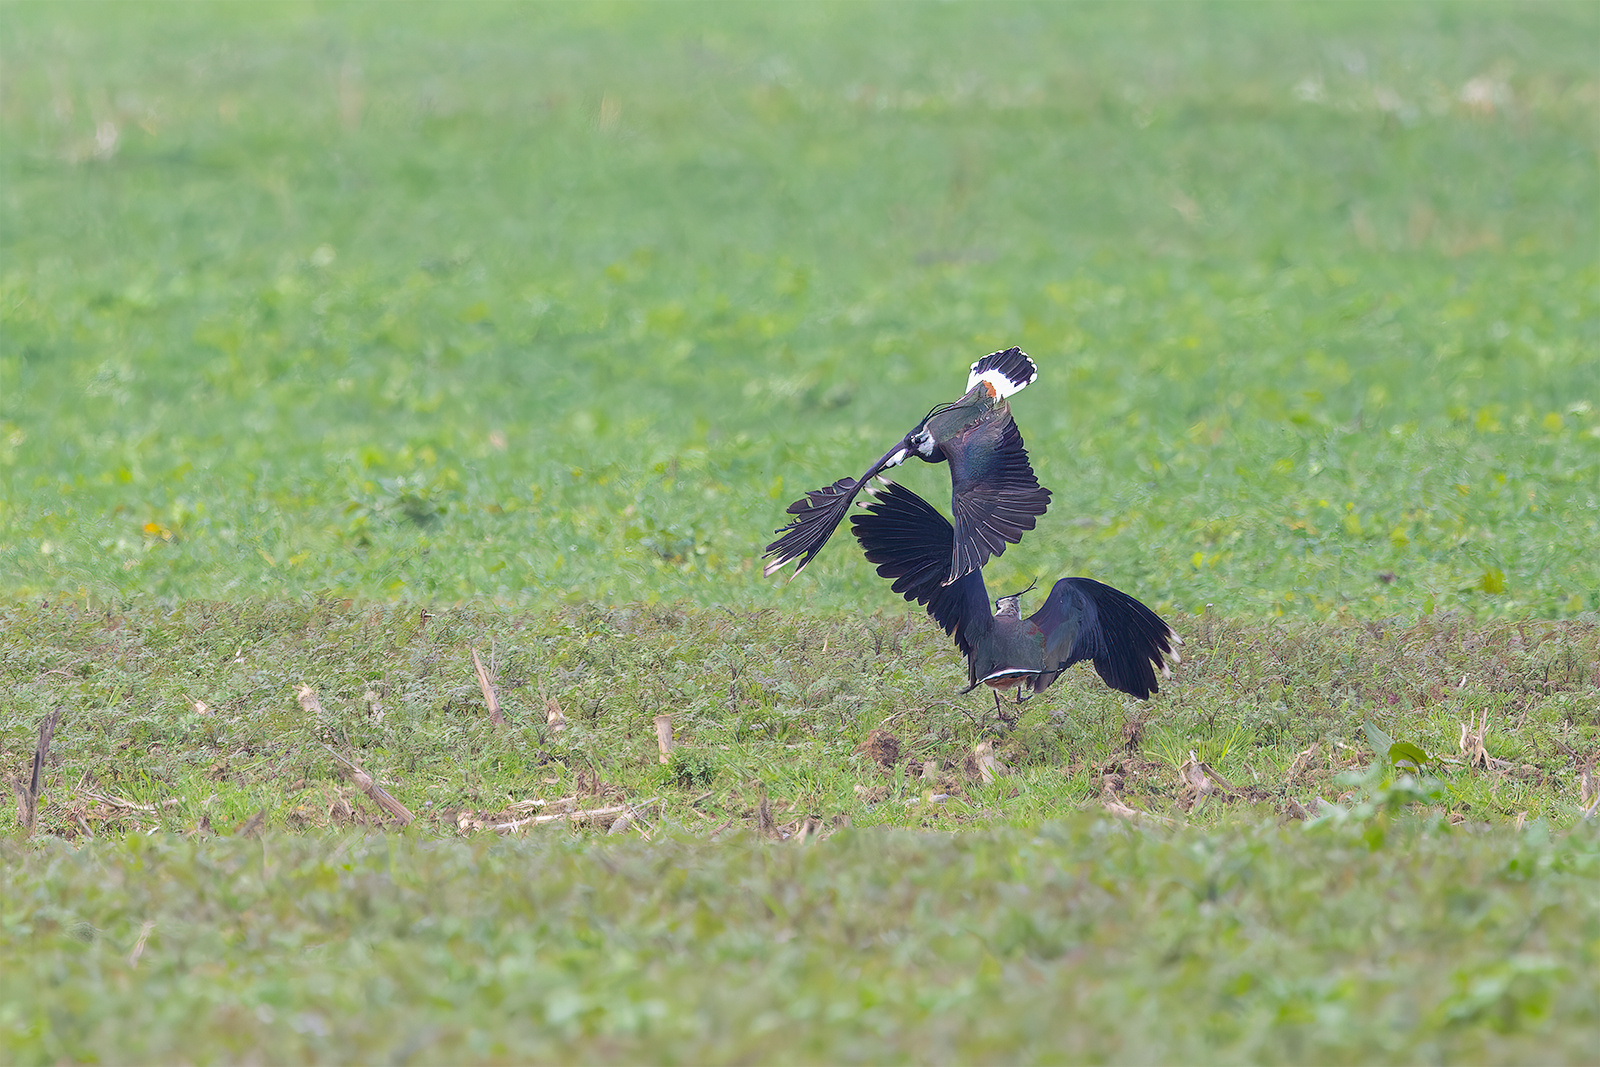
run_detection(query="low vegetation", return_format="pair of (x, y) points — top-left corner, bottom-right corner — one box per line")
(2, 2), (1595, 619)
(3, 2), (1597, 1061)
(5, 813), (1598, 1063)
(3, 600), (1597, 839)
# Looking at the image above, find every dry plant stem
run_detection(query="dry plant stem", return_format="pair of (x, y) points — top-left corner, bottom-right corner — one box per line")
(540, 683), (566, 732)
(476, 799), (660, 833)
(127, 920), (156, 968)
(78, 791), (181, 814)
(757, 789), (774, 838)
(322, 745), (415, 825)
(12, 706), (64, 836)
(1460, 707), (1491, 770)
(471, 649), (507, 727)
(1099, 777), (1174, 825)
(294, 683), (323, 718)
(1178, 750), (1238, 809)
(1286, 742), (1320, 782)
(1101, 795), (1172, 826)
(972, 741), (1006, 783)
(655, 715), (674, 764)
(1458, 708), (1525, 774)
(627, 798), (660, 841)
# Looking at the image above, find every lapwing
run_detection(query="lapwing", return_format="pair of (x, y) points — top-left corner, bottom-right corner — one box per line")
(850, 476), (1181, 706)
(763, 347), (1050, 585)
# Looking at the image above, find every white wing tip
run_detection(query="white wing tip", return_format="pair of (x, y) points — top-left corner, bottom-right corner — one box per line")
(763, 556), (804, 580)
(1161, 628), (1184, 675)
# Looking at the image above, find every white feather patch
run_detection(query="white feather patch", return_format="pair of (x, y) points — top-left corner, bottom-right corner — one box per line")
(966, 369), (1012, 398)
(979, 667), (1036, 683)
(965, 348), (1038, 398)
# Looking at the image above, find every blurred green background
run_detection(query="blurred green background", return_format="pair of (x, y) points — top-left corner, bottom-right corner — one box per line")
(2, 1), (1596, 616)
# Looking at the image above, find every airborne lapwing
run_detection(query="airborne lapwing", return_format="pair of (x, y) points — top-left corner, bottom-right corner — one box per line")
(763, 347), (1050, 586)
(850, 477), (1181, 709)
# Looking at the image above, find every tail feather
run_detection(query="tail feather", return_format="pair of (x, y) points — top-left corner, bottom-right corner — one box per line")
(966, 347), (1037, 399)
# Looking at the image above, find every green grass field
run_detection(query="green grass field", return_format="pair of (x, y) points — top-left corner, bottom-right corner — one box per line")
(3, 2), (1598, 1062)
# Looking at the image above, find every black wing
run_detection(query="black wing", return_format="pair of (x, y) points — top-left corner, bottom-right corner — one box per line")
(766, 348), (1040, 582)
(762, 440), (909, 579)
(761, 477), (857, 578)
(943, 413), (1051, 584)
(1029, 577), (1180, 700)
(849, 478), (990, 667)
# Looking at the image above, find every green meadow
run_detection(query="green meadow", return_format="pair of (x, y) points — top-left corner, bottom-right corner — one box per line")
(2, 2), (1597, 1062)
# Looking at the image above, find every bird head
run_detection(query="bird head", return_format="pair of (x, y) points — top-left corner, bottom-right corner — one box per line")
(993, 579), (1038, 619)
(905, 424), (940, 460)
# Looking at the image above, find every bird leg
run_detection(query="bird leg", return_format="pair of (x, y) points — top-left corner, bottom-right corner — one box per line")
(992, 689), (1021, 732)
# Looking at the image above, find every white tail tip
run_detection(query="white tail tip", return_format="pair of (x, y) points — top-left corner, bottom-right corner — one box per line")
(966, 347), (1037, 399)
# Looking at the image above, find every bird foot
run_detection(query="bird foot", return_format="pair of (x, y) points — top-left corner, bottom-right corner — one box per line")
(992, 691), (1021, 732)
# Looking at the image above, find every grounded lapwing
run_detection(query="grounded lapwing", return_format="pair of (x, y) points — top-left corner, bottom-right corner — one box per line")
(850, 477), (1181, 706)
(763, 347), (1050, 586)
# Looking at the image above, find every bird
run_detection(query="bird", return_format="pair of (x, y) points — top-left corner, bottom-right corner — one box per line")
(849, 476), (1181, 709)
(763, 347), (1051, 586)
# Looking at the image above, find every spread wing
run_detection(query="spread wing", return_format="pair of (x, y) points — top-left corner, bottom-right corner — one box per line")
(1028, 577), (1181, 700)
(761, 477), (858, 578)
(766, 347), (1042, 582)
(849, 478), (989, 670)
(943, 412), (1051, 584)
(762, 441), (910, 579)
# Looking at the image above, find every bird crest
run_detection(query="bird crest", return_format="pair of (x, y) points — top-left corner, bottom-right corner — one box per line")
(993, 579), (1037, 618)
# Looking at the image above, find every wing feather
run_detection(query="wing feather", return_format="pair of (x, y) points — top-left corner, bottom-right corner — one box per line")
(944, 415), (1051, 583)
(850, 479), (989, 668)
(1029, 577), (1180, 700)
(762, 441), (909, 578)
